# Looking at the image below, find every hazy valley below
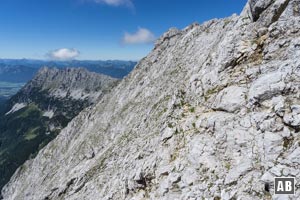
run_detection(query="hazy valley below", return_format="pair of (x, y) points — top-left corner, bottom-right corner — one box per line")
(0, 82), (25, 101)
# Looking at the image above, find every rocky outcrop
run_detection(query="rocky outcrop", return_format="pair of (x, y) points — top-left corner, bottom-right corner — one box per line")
(2, 0), (300, 199)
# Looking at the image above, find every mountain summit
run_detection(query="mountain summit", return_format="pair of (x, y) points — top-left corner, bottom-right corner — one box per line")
(2, 0), (300, 199)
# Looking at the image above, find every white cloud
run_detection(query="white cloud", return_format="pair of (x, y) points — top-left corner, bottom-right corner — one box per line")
(93, 0), (133, 7)
(123, 28), (155, 45)
(48, 48), (80, 60)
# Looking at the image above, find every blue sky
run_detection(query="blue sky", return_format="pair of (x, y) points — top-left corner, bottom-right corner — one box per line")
(0, 0), (247, 61)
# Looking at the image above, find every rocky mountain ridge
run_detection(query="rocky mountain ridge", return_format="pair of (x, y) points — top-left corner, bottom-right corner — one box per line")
(15, 66), (118, 103)
(2, 0), (300, 199)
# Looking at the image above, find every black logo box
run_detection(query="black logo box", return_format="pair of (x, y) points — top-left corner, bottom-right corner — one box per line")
(274, 177), (296, 195)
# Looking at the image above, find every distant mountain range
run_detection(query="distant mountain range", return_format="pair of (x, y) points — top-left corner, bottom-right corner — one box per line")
(0, 59), (137, 82)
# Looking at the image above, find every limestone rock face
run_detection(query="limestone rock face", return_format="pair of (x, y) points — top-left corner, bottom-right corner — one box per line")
(2, 0), (300, 200)
(213, 86), (247, 113)
(249, 0), (274, 21)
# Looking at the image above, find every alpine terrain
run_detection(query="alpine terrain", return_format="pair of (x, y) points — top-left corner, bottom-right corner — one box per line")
(2, 0), (300, 199)
(0, 67), (119, 193)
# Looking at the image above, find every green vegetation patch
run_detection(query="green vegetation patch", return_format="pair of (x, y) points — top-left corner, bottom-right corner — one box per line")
(24, 127), (40, 140)
(18, 104), (41, 118)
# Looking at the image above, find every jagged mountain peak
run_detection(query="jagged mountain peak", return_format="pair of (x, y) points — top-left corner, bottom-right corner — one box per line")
(30, 66), (117, 92)
(242, 0), (297, 25)
(17, 66), (119, 103)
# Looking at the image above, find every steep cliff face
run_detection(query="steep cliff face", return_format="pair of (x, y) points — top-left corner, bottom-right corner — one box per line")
(0, 67), (119, 195)
(2, 0), (300, 199)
